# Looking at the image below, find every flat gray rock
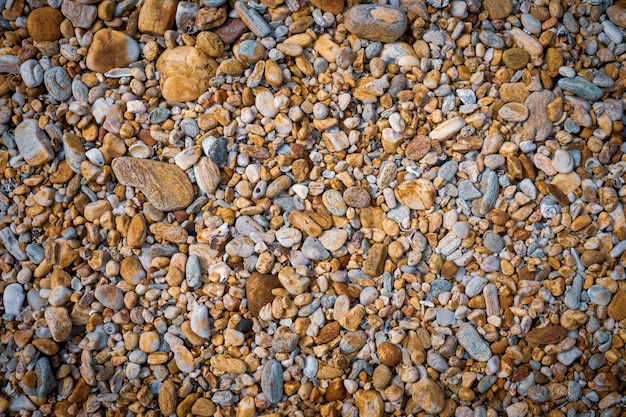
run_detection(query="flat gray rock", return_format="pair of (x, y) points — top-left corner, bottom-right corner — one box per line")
(457, 323), (492, 362)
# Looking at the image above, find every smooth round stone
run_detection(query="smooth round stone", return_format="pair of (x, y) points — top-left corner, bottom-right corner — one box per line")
(48, 286), (71, 307)
(44, 67), (72, 102)
(587, 285), (612, 306)
(452, 221), (471, 239)
(360, 287), (379, 306)
(498, 103), (529, 122)
(190, 304), (211, 338)
(138, 0), (178, 35)
(27, 7), (63, 42)
(275, 228), (302, 248)
(20, 60), (44, 88)
(520, 13), (541, 35)
(236, 40), (265, 65)
(322, 189), (348, 216)
(450, 0), (468, 17)
(482, 0), (512, 20)
(483, 231), (504, 253)
(139, 331), (161, 353)
(552, 149), (574, 174)
(344, 5), (408, 42)
(412, 378), (445, 414)
(94, 284), (124, 311)
(86, 29), (140, 73)
(343, 186), (370, 208)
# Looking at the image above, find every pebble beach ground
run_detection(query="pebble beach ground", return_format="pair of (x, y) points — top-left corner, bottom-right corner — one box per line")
(1, 0), (626, 416)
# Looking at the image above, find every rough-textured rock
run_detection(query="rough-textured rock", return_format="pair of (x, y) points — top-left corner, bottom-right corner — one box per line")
(525, 326), (568, 345)
(15, 119), (55, 167)
(138, 0), (178, 35)
(245, 273), (282, 317)
(156, 46), (217, 102)
(394, 179), (436, 210)
(608, 291), (626, 321)
(112, 157), (195, 211)
(412, 378), (445, 414)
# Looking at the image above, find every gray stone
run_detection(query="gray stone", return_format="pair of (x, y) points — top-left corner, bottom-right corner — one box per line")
(261, 359), (283, 403)
(15, 119), (55, 167)
(94, 284), (124, 311)
(234, 1), (271, 38)
(478, 31), (505, 49)
(62, 0), (98, 28)
(556, 346), (582, 366)
(436, 308), (455, 326)
(427, 279), (452, 300)
(3, 283), (25, 316)
(44, 67), (72, 102)
(301, 237), (330, 260)
(457, 180), (482, 201)
(427, 350), (449, 372)
(587, 353), (607, 370)
(564, 273), (584, 310)
(35, 357), (57, 397)
(477, 375), (497, 393)
(567, 380), (582, 402)
(465, 276), (488, 298)
(475, 169), (499, 215)
(457, 323), (492, 362)
(527, 384), (549, 403)
(557, 76), (603, 101)
(438, 160), (458, 182)
(587, 285), (612, 306)
(186, 255), (202, 289)
(483, 231), (504, 253)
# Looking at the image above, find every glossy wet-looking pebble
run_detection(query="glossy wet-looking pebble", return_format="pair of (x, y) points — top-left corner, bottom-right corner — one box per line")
(0, 0), (626, 416)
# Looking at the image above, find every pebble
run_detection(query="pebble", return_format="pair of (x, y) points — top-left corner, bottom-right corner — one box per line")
(156, 46), (217, 102)
(3, 283), (24, 316)
(355, 390), (384, 417)
(86, 29), (140, 73)
(457, 323), (492, 362)
(412, 378), (445, 414)
(138, 0), (178, 35)
(557, 76), (604, 101)
(44, 307), (72, 342)
(344, 5), (407, 42)
(15, 120), (55, 167)
(112, 157), (195, 211)
(261, 359), (283, 403)
(394, 179), (436, 210)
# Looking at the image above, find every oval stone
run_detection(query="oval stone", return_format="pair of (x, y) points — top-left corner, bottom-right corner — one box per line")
(344, 5), (407, 42)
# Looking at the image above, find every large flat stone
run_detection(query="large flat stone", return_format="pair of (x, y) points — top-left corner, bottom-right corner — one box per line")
(112, 157), (195, 211)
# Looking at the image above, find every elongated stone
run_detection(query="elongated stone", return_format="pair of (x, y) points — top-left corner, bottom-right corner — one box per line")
(429, 116), (465, 141)
(261, 359), (283, 403)
(557, 76), (604, 101)
(234, 1), (271, 37)
(457, 323), (492, 362)
(344, 5), (407, 42)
